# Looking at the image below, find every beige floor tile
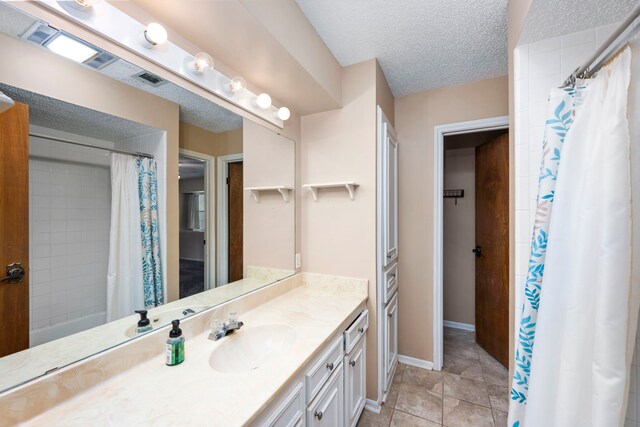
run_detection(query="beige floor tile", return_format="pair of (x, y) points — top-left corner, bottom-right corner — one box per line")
(443, 356), (485, 382)
(402, 366), (444, 393)
(357, 404), (393, 427)
(481, 360), (509, 387)
(487, 383), (509, 412)
(391, 410), (441, 427)
(444, 373), (490, 407)
(395, 382), (443, 424)
(393, 363), (406, 384)
(493, 410), (508, 427)
(386, 379), (401, 407)
(444, 339), (479, 360)
(443, 396), (494, 427)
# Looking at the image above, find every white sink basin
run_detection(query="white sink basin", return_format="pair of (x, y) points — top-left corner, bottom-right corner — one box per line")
(209, 324), (297, 373)
(125, 305), (209, 338)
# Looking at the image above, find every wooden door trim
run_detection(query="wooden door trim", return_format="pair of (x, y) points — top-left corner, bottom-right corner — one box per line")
(179, 149), (215, 290)
(432, 116), (509, 370)
(216, 153), (243, 286)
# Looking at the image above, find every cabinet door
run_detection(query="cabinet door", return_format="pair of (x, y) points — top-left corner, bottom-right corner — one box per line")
(384, 292), (399, 392)
(383, 122), (398, 266)
(307, 364), (344, 427)
(344, 336), (366, 427)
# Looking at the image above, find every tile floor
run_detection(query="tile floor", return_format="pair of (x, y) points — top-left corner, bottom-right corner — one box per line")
(357, 327), (509, 427)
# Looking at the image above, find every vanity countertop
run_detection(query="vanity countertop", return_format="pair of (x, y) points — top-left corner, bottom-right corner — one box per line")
(19, 276), (367, 426)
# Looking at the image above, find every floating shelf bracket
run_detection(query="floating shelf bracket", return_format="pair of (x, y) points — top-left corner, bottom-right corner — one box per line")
(303, 181), (359, 202)
(245, 186), (292, 202)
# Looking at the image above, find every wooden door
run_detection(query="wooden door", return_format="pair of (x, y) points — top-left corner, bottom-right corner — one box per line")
(383, 122), (398, 267)
(306, 364), (344, 426)
(344, 336), (366, 427)
(0, 102), (30, 357)
(384, 292), (398, 391)
(227, 161), (243, 282)
(475, 131), (509, 367)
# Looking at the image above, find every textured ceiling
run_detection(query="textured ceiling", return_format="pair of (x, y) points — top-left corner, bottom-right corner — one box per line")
(295, 0), (508, 97)
(0, 83), (157, 142)
(519, 0), (637, 45)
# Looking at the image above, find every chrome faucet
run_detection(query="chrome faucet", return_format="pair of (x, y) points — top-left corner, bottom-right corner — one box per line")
(208, 312), (243, 341)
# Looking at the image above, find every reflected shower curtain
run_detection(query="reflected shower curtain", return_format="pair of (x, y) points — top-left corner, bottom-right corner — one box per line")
(107, 154), (144, 321)
(187, 193), (200, 230)
(107, 155), (163, 321)
(509, 48), (635, 426)
(137, 157), (164, 308)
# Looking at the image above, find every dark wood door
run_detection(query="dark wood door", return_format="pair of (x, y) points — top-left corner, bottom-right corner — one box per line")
(228, 162), (243, 282)
(0, 102), (30, 357)
(475, 131), (509, 367)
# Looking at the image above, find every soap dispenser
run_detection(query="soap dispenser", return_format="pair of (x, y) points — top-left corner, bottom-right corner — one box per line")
(135, 310), (152, 334)
(166, 319), (185, 366)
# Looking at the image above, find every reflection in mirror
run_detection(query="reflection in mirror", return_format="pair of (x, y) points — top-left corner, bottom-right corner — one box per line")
(0, 3), (295, 393)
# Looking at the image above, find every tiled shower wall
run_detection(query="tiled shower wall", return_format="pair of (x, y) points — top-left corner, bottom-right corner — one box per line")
(29, 131), (112, 346)
(513, 22), (639, 426)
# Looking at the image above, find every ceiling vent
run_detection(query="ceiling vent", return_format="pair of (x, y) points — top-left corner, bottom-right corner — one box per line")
(133, 71), (168, 88)
(85, 51), (117, 70)
(21, 22), (57, 45)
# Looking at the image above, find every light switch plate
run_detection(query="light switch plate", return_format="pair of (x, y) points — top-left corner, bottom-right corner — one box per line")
(295, 253), (301, 269)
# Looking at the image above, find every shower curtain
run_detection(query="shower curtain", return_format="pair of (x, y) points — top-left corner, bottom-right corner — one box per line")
(187, 193), (200, 230)
(107, 155), (163, 321)
(509, 48), (635, 426)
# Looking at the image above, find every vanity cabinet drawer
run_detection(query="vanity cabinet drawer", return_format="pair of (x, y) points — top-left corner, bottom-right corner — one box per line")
(305, 335), (344, 404)
(307, 363), (344, 427)
(344, 310), (368, 354)
(383, 263), (398, 304)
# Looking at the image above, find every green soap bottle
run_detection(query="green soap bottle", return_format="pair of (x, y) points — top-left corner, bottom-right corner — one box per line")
(166, 319), (185, 366)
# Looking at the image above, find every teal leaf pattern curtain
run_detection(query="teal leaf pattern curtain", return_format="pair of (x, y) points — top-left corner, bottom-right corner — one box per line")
(137, 157), (164, 308)
(508, 86), (582, 425)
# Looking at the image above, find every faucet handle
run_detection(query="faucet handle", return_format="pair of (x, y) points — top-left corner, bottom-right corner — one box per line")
(228, 311), (239, 324)
(210, 319), (224, 334)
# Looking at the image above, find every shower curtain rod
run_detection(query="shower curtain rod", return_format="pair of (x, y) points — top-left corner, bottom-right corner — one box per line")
(29, 132), (154, 159)
(564, 4), (640, 86)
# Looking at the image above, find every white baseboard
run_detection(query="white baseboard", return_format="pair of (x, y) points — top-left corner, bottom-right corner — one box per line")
(364, 399), (381, 414)
(398, 354), (435, 370)
(443, 320), (475, 332)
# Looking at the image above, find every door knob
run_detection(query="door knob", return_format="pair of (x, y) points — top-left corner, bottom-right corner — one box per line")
(0, 263), (25, 284)
(472, 245), (482, 257)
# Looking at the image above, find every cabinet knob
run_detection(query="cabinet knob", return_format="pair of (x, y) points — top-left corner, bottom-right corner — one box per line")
(358, 327), (364, 333)
(388, 312), (393, 318)
(314, 411), (323, 420)
(326, 362), (334, 371)
(349, 360), (356, 367)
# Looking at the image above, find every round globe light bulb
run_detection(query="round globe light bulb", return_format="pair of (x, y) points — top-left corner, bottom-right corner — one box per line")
(228, 76), (246, 94)
(255, 93), (272, 109)
(144, 23), (168, 46)
(276, 107), (291, 121)
(192, 52), (214, 74)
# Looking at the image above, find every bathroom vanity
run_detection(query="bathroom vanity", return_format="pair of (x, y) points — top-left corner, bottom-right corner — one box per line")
(0, 273), (368, 426)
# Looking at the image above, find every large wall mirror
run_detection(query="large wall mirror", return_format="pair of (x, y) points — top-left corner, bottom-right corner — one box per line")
(0, 3), (295, 392)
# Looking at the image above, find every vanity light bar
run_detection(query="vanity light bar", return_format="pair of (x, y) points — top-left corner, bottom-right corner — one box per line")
(35, 0), (290, 127)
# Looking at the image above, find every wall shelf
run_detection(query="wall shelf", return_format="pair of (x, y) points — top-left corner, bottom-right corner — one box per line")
(303, 182), (359, 201)
(245, 186), (292, 202)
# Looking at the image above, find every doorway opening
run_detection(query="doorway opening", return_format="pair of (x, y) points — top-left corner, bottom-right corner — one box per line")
(433, 116), (509, 373)
(178, 150), (215, 298)
(216, 154), (244, 285)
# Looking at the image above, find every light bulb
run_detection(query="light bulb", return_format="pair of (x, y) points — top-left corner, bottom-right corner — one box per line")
(142, 23), (168, 48)
(254, 93), (272, 109)
(276, 107), (291, 121)
(191, 52), (214, 74)
(227, 76), (246, 94)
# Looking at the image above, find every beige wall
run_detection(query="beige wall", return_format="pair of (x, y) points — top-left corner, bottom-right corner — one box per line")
(243, 119), (296, 271)
(394, 76), (508, 361)
(179, 122), (243, 157)
(302, 59), (379, 398)
(0, 32), (181, 302)
(443, 147), (475, 326)
(507, 0), (533, 372)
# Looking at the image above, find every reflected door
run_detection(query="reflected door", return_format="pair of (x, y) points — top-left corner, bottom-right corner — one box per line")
(0, 102), (29, 357)
(475, 132), (509, 367)
(228, 161), (243, 282)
